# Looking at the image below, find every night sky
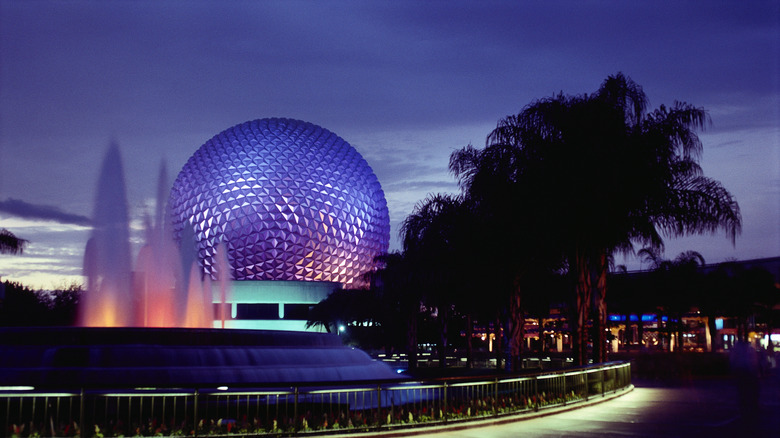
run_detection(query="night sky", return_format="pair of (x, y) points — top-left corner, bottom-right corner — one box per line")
(1, 1), (778, 289)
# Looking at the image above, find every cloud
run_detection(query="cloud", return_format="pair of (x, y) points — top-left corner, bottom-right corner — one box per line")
(0, 198), (91, 226)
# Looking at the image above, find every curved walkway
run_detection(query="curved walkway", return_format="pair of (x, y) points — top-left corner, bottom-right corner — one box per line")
(406, 373), (780, 437)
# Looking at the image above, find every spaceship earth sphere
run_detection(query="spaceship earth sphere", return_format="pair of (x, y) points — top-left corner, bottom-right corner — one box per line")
(170, 118), (390, 285)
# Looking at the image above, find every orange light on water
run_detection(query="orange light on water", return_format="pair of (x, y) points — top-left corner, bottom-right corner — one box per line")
(85, 290), (120, 327)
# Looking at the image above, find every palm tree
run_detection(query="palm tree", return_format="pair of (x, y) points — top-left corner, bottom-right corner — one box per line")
(705, 263), (777, 346)
(401, 193), (477, 368)
(450, 142), (562, 371)
(597, 76), (739, 359)
(0, 229), (28, 255)
(452, 73), (741, 365)
(368, 251), (422, 369)
(639, 249), (707, 351)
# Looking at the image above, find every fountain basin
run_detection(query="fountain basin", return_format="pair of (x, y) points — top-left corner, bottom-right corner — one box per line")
(0, 327), (399, 388)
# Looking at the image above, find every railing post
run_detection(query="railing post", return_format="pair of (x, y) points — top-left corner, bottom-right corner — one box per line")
(627, 363), (632, 388)
(376, 385), (381, 429)
(584, 371), (589, 401)
(494, 378), (499, 417)
(443, 382), (448, 424)
(389, 387), (394, 426)
(623, 363), (631, 386)
(533, 376), (539, 412)
(79, 388), (85, 438)
(193, 389), (199, 438)
(601, 368), (605, 397)
(626, 363), (631, 389)
(293, 386), (299, 434)
(613, 366), (618, 393)
(562, 372), (567, 406)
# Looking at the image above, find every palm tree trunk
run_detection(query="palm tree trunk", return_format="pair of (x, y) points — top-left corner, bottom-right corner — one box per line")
(675, 314), (684, 354)
(637, 314), (645, 350)
(573, 249), (592, 366)
(466, 313), (473, 368)
(407, 307), (418, 370)
(509, 279), (525, 372)
(592, 252), (608, 363)
(624, 313), (631, 351)
(438, 305), (448, 368)
(495, 310), (503, 372)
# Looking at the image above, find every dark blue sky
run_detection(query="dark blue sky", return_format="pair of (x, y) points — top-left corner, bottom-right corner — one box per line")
(1, 1), (778, 288)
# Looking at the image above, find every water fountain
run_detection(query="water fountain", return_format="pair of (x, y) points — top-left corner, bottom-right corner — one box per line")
(81, 146), (217, 328)
(80, 141), (133, 327)
(0, 141), (400, 388)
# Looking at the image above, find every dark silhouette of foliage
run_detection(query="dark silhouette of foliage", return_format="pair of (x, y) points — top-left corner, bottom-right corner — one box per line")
(308, 73), (743, 369)
(0, 281), (46, 325)
(401, 194), (486, 367)
(703, 263), (778, 343)
(0, 281), (82, 326)
(40, 283), (83, 326)
(641, 250), (707, 352)
(451, 72), (740, 365)
(368, 252), (423, 368)
(0, 228), (28, 255)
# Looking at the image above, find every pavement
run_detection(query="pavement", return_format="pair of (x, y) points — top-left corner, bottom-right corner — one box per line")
(408, 372), (780, 437)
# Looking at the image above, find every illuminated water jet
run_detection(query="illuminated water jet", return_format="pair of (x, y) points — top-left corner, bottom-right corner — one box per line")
(81, 141), (133, 327)
(81, 143), (220, 328)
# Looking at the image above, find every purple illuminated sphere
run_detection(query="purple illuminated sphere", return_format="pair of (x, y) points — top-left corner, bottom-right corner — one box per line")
(170, 118), (390, 285)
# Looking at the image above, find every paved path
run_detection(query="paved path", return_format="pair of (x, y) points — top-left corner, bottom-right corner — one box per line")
(412, 373), (780, 437)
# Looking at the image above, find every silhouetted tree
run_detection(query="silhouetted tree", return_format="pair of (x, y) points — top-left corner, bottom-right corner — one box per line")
(706, 263), (778, 344)
(306, 287), (385, 349)
(308, 288), (357, 334)
(401, 193), (479, 368)
(0, 281), (83, 326)
(608, 269), (654, 350)
(0, 228), (28, 255)
(367, 252), (423, 368)
(453, 73), (741, 366)
(42, 283), (83, 326)
(450, 142), (562, 371)
(640, 250), (706, 352)
(0, 281), (48, 325)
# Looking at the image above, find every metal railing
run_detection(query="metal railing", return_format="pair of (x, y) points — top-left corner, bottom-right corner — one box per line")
(1, 361), (630, 437)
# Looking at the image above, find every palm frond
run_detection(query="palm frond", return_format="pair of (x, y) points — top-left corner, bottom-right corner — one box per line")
(674, 250), (705, 267)
(0, 228), (29, 255)
(655, 175), (742, 243)
(597, 72), (648, 126)
(449, 144), (481, 191)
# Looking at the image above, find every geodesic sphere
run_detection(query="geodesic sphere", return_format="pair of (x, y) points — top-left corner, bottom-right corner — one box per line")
(169, 118), (390, 285)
